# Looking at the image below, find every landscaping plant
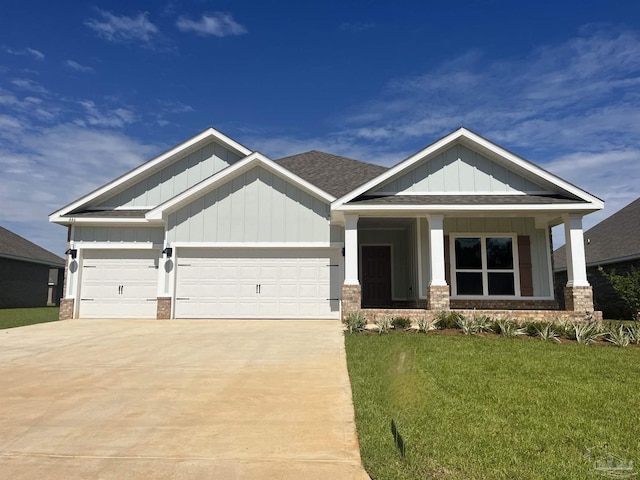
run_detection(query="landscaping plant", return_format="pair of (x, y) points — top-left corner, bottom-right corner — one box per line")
(605, 324), (631, 347)
(599, 266), (640, 320)
(375, 316), (393, 335)
(392, 317), (412, 331)
(416, 317), (440, 333)
(572, 322), (603, 345)
(343, 311), (367, 333)
(535, 324), (561, 343)
(495, 318), (526, 338)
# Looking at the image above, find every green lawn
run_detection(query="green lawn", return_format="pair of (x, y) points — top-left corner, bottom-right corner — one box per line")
(345, 333), (640, 480)
(0, 307), (60, 329)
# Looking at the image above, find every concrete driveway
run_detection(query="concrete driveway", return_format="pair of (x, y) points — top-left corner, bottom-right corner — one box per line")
(0, 319), (369, 479)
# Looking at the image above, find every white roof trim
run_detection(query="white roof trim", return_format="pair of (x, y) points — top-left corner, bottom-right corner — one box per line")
(49, 127), (253, 223)
(146, 152), (335, 220)
(331, 127), (604, 210)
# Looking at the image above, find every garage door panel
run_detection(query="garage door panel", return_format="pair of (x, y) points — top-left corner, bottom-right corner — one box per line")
(174, 248), (340, 319)
(79, 250), (159, 319)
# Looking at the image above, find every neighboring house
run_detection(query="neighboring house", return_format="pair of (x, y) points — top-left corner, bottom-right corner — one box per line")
(554, 197), (640, 320)
(49, 127), (603, 321)
(0, 226), (65, 308)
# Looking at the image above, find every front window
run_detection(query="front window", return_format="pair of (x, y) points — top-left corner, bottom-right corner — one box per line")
(453, 235), (517, 296)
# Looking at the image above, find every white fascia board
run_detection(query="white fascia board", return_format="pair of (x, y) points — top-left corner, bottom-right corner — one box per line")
(336, 203), (602, 213)
(331, 127), (604, 210)
(53, 218), (164, 226)
(74, 242), (158, 249)
(146, 152), (335, 220)
(171, 242), (337, 248)
(49, 127), (253, 221)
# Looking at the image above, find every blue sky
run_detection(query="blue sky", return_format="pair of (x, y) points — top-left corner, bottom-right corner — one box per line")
(2, 0), (640, 255)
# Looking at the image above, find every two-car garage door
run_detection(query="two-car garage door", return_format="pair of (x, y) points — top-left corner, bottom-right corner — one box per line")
(174, 248), (341, 319)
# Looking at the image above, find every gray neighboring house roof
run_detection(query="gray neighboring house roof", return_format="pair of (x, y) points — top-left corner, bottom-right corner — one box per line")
(0, 226), (65, 267)
(276, 150), (388, 198)
(554, 197), (640, 270)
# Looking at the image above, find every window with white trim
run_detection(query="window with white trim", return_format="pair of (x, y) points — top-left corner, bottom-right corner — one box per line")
(452, 235), (519, 297)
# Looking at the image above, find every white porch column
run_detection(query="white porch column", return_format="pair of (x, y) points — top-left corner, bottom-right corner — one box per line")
(344, 214), (359, 285)
(428, 214), (447, 286)
(563, 213), (589, 287)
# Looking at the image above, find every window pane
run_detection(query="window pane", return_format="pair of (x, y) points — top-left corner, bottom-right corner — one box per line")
(455, 238), (482, 269)
(486, 237), (513, 269)
(488, 272), (515, 295)
(457, 272), (483, 295)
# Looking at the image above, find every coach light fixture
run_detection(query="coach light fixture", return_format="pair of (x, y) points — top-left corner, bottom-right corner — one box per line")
(65, 248), (77, 259)
(162, 247), (173, 258)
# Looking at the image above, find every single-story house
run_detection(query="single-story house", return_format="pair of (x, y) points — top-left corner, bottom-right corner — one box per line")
(0, 226), (65, 308)
(554, 197), (640, 320)
(49, 127), (603, 321)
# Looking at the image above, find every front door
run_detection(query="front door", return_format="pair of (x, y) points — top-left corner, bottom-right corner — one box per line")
(361, 245), (392, 307)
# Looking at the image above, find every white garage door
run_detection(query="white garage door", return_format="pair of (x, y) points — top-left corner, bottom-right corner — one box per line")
(79, 250), (159, 318)
(174, 249), (341, 319)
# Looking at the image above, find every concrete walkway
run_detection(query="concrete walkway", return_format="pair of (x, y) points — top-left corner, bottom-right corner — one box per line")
(0, 319), (369, 479)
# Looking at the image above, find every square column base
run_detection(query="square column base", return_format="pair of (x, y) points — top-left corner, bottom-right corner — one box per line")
(564, 286), (595, 312)
(59, 298), (75, 320)
(157, 297), (172, 319)
(427, 285), (450, 311)
(341, 284), (361, 320)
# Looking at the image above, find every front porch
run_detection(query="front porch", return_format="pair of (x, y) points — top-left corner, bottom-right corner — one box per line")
(341, 214), (600, 323)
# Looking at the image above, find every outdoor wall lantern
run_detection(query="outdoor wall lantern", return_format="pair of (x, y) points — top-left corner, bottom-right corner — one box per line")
(65, 248), (77, 259)
(162, 247), (173, 258)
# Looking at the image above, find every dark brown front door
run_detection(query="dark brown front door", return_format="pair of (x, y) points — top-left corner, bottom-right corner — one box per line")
(361, 245), (392, 307)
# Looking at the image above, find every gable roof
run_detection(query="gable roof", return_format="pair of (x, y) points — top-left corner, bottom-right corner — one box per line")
(332, 127), (604, 211)
(0, 226), (65, 267)
(50, 127), (252, 223)
(554, 197), (640, 270)
(276, 150), (388, 198)
(146, 151), (335, 220)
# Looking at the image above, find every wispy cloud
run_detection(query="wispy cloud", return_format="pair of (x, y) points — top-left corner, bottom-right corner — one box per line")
(10, 78), (49, 94)
(65, 60), (95, 73)
(3, 46), (45, 60)
(176, 13), (247, 37)
(85, 10), (159, 45)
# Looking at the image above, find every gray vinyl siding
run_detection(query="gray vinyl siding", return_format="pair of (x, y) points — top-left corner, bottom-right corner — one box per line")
(372, 145), (548, 194)
(96, 141), (243, 209)
(167, 166), (331, 243)
(73, 226), (165, 244)
(443, 217), (551, 297)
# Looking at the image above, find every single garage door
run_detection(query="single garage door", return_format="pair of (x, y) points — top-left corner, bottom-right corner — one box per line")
(174, 248), (341, 319)
(79, 249), (159, 318)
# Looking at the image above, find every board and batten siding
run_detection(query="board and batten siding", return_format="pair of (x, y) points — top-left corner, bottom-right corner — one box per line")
(372, 145), (548, 194)
(97, 141), (243, 209)
(73, 226), (164, 244)
(419, 217), (552, 297)
(167, 166), (331, 243)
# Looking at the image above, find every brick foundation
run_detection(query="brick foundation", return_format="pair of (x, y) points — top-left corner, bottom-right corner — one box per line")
(157, 297), (172, 319)
(59, 298), (75, 320)
(450, 299), (559, 310)
(564, 286), (595, 313)
(427, 285), (450, 310)
(341, 284), (361, 320)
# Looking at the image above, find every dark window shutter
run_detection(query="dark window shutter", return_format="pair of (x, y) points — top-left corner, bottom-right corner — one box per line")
(444, 235), (450, 285)
(518, 235), (534, 296)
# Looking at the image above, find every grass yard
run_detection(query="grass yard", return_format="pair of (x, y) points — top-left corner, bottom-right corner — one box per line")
(0, 307), (60, 329)
(345, 333), (640, 479)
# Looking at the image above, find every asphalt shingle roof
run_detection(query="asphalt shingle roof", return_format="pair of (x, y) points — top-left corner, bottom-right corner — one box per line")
(66, 209), (149, 218)
(0, 226), (65, 266)
(348, 194), (585, 206)
(554, 197), (640, 270)
(275, 150), (388, 198)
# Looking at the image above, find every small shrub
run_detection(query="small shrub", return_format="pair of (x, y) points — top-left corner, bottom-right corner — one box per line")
(434, 310), (463, 329)
(417, 317), (440, 333)
(392, 317), (412, 330)
(572, 322), (603, 345)
(605, 324), (630, 347)
(495, 318), (526, 338)
(457, 315), (474, 335)
(536, 324), (561, 343)
(343, 311), (367, 333)
(628, 322), (640, 344)
(472, 314), (494, 334)
(524, 321), (546, 337)
(375, 316), (392, 335)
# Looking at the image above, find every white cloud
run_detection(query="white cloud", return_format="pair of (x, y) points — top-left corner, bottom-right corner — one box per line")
(85, 10), (159, 44)
(176, 13), (247, 37)
(78, 100), (137, 128)
(10, 78), (49, 94)
(65, 60), (95, 73)
(3, 46), (44, 60)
